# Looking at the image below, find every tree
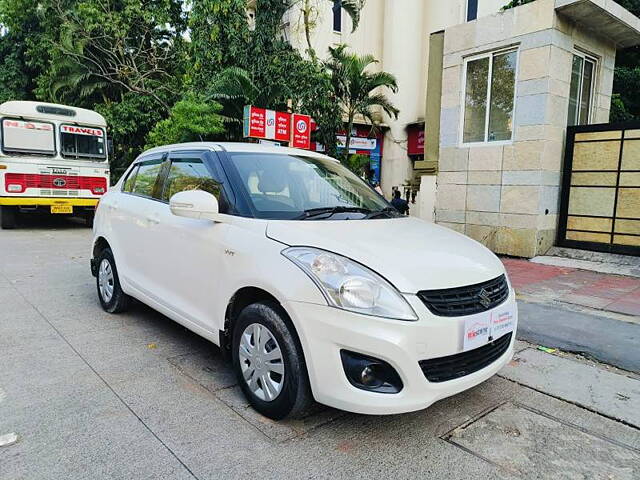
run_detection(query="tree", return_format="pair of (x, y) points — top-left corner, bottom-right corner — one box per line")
(0, 0), (50, 102)
(39, 0), (187, 111)
(611, 0), (640, 121)
(325, 44), (399, 163)
(146, 95), (225, 147)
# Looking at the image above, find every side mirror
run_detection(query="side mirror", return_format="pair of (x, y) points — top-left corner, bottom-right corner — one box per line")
(169, 190), (222, 222)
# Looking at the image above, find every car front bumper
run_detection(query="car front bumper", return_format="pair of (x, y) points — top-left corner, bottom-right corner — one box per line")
(283, 290), (517, 415)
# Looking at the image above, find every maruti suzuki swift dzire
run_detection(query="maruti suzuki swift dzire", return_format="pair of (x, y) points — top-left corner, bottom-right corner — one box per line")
(91, 142), (517, 419)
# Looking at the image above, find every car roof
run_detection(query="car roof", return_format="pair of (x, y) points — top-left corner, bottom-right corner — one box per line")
(141, 142), (339, 162)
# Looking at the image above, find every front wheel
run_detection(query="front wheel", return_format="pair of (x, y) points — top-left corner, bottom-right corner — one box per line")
(96, 247), (131, 313)
(0, 206), (17, 229)
(232, 302), (313, 420)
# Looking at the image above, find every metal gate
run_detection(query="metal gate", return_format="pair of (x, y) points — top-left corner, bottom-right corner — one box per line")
(558, 122), (640, 256)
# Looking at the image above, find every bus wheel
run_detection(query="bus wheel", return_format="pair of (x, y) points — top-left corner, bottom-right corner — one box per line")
(0, 206), (17, 229)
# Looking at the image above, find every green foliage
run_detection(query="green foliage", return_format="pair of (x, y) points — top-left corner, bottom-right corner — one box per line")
(345, 153), (370, 177)
(0, 0), (375, 179)
(97, 93), (166, 181)
(146, 96), (225, 148)
(501, 0), (536, 10)
(325, 44), (398, 162)
(611, 0), (640, 121)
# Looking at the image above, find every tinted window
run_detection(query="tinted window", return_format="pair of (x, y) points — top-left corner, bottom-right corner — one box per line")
(122, 166), (138, 193)
(131, 161), (163, 198)
(467, 0), (478, 21)
(332, 1), (342, 32)
(161, 157), (222, 202)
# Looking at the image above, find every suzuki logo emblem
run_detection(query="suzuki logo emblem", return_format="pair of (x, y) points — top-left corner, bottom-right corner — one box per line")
(478, 288), (492, 308)
(53, 178), (67, 187)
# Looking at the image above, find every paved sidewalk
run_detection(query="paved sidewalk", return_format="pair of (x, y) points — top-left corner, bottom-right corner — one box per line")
(503, 258), (640, 318)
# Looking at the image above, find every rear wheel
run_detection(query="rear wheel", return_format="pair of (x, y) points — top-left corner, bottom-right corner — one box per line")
(0, 206), (17, 229)
(96, 247), (131, 313)
(232, 302), (313, 420)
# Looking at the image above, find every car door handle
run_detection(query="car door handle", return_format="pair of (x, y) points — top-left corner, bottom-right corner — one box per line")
(108, 202), (119, 211)
(146, 215), (160, 225)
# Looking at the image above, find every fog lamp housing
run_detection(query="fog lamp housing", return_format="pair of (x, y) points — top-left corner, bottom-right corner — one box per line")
(340, 350), (403, 394)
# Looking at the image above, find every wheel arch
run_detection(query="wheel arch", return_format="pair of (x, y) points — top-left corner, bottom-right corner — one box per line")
(220, 286), (302, 361)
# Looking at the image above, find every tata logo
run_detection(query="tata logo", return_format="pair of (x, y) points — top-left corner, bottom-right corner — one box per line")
(53, 178), (67, 187)
(478, 288), (492, 308)
(296, 119), (308, 134)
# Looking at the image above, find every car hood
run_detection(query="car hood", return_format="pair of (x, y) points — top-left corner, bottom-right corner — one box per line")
(266, 217), (505, 293)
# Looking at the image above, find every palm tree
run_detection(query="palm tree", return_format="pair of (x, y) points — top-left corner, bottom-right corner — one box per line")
(206, 66), (288, 140)
(296, 0), (367, 62)
(325, 44), (399, 162)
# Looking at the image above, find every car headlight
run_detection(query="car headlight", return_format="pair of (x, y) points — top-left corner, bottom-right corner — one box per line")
(282, 247), (418, 321)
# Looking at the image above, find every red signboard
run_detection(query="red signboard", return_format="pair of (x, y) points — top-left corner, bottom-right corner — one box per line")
(244, 105), (266, 138)
(291, 113), (311, 150)
(275, 111), (291, 142)
(407, 124), (425, 156)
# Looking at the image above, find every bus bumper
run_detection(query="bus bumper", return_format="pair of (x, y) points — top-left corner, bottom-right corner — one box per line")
(0, 197), (99, 207)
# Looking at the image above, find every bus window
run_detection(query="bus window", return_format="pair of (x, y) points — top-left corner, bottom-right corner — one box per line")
(61, 125), (106, 160)
(1, 119), (56, 155)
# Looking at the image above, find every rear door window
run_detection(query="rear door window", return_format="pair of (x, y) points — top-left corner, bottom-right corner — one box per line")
(122, 166), (139, 193)
(130, 159), (164, 199)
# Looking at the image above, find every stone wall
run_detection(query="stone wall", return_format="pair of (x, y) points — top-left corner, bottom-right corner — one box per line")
(434, 0), (617, 257)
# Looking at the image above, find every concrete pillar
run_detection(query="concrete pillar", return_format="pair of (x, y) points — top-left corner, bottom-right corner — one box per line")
(380, 0), (426, 196)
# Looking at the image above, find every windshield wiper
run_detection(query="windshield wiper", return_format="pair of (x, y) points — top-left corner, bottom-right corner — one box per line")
(296, 206), (372, 220)
(363, 207), (399, 219)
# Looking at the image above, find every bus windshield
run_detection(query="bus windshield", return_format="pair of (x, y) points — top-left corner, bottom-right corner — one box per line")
(61, 125), (106, 160)
(1, 119), (56, 156)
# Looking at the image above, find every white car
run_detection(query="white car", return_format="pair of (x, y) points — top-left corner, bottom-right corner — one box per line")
(91, 142), (517, 419)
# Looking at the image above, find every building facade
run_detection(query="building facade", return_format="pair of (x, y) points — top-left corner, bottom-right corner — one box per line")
(281, 0), (640, 257)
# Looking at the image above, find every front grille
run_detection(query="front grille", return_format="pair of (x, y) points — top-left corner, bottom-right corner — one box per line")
(417, 274), (508, 317)
(419, 333), (512, 383)
(5, 173), (106, 195)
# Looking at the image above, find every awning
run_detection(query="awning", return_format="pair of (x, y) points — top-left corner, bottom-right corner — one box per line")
(555, 0), (640, 48)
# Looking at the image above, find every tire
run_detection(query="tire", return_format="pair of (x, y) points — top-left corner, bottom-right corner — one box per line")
(232, 302), (313, 420)
(0, 206), (17, 229)
(96, 247), (131, 313)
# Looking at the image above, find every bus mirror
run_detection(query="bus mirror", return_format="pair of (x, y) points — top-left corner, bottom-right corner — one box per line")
(107, 139), (114, 156)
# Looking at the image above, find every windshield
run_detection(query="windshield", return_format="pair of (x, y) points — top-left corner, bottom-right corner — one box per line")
(227, 153), (392, 220)
(61, 125), (106, 160)
(1, 119), (56, 156)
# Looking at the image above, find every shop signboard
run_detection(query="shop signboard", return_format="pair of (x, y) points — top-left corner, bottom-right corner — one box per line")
(407, 124), (425, 156)
(291, 113), (311, 150)
(243, 105), (266, 138)
(244, 106), (301, 146)
(337, 135), (377, 150)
